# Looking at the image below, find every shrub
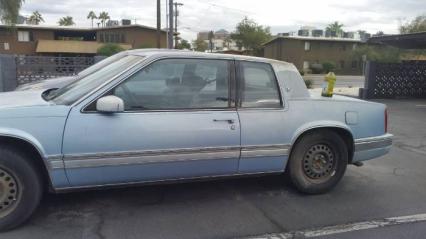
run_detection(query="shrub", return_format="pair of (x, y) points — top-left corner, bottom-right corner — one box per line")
(322, 62), (336, 73)
(135, 43), (156, 49)
(97, 43), (125, 56)
(310, 63), (324, 74)
(304, 79), (313, 89)
(299, 70), (305, 76)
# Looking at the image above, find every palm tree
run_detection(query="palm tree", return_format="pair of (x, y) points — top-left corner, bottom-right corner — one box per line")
(28, 11), (44, 25)
(326, 21), (344, 37)
(87, 11), (97, 28)
(58, 16), (75, 26)
(0, 0), (25, 25)
(98, 11), (110, 27)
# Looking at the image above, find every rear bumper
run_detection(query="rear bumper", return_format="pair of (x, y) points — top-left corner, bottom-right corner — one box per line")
(352, 133), (393, 163)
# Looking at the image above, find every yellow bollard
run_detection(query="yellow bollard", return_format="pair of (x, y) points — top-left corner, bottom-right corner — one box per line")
(321, 72), (336, 97)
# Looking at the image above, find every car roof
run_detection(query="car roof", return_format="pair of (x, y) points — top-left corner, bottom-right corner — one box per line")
(124, 49), (293, 66)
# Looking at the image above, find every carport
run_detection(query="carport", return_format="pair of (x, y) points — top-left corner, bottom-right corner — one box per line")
(368, 31), (426, 49)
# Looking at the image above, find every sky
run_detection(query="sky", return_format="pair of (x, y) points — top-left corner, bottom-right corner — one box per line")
(20, 0), (425, 41)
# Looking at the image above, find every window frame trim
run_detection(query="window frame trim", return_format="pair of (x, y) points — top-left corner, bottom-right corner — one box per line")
(82, 57), (237, 113)
(17, 31), (31, 42)
(235, 60), (284, 110)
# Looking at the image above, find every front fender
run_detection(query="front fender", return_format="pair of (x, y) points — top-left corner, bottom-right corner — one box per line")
(0, 128), (47, 158)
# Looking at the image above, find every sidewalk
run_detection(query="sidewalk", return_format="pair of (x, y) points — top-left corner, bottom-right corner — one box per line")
(309, 87), (360, 97)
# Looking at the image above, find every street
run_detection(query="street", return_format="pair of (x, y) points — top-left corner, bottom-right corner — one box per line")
(1, 99), (426, 239)
(303, 75), (365, 88)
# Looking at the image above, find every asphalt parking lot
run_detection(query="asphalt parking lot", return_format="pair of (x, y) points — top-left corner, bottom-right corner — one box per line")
(2, 99), (426, 239)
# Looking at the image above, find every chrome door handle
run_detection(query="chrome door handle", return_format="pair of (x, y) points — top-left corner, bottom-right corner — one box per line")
(213, 119), (235, 124)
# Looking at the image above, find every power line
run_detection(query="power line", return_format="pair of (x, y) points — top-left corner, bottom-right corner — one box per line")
(195, 0), (256, 15)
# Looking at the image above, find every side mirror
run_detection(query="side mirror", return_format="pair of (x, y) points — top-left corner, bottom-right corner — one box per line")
(96, 95), (124, 113)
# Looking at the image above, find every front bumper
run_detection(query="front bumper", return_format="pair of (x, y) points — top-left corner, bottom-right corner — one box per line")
(352, 133), (393, 163)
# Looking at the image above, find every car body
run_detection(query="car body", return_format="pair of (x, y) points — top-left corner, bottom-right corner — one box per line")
(0, 50), (392, 230)
(14, 75), (76, 91)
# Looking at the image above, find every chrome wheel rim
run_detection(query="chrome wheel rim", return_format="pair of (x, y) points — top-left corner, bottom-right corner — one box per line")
(0, 167), (19, 218)
(302, 144), (336, 180)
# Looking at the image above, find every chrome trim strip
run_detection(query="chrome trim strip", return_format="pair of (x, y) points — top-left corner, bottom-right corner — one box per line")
(46, 155), (65, 170)
(241, 144), (290, 158)
(60, 144), (292, 169)
(64, 147), (240, 169)
(354, 134), (393, 151)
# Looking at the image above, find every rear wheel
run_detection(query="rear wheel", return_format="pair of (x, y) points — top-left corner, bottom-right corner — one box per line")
(0, 147), (43, 231)
(287, 130), (348, 194)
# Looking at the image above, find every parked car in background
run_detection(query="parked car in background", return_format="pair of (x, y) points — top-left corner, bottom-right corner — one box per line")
(0, 50), (392, 231)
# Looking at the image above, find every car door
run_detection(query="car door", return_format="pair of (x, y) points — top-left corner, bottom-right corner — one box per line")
(62, 58), (240, 187)
(236, 61), (290, 173)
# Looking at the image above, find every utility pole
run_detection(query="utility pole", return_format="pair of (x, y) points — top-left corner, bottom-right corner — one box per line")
(156, 0), (161, 48)
(208, 30), (214, 53)
(168, 0), (174, 49)
(174, 2), (183, 49)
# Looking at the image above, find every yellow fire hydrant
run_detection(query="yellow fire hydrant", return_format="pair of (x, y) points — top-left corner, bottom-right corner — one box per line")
(321, 72), (336, 97)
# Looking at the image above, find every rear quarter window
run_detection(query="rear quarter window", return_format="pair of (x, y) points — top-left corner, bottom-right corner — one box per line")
(239, 61), (282, 108)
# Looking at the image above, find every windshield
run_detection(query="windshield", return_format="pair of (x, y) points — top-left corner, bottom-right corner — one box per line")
(49, 55), (143, 105)
(77, 52), (127, 78)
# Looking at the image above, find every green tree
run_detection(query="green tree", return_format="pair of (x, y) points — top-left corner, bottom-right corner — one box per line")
(177, 39), (191, 50)
(97, 43), (125, 56)
(326, 21), (344, 36)
(135, 43), (155, 49)
(58, 16), (75, 26)
(87, 11), (97, 28)
(98, 11), (110, 27)
(223, 36), (232, 49)
(231, 17), (272, 55)
(28, 11), (44, 25)
(375, 31), (385, 36)
(192, 38), (208, 52)
(400, 15), (426, 34)
(322, 62), (336, 73)
(0, 0), (24, 25)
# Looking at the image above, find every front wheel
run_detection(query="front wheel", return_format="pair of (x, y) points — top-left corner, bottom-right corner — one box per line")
(0, 147), (43, 231)
(287, 130), (348, 194)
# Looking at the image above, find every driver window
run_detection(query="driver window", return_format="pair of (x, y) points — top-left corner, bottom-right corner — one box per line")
(113, 59), (230, 110)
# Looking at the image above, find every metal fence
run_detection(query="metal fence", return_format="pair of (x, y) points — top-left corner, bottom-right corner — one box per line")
(15, 56), (96, 85)
(362, 61), (426, 99)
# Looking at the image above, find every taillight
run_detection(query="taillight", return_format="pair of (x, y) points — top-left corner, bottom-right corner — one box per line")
(385, 108), (388, 133)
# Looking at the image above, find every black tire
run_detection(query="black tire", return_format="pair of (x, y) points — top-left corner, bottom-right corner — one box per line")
(0, 147), (43, 231)
(287, 130), (348, 194)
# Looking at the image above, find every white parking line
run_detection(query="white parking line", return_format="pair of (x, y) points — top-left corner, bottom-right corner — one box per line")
(241, 213), (426, 239)
(416, 105), (426, 107)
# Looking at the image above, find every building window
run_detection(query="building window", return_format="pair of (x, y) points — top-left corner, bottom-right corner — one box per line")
(303, 61), (310, 70)
(17, 31), (30, 42)
(340, 60), (345, 69)
(304, 41), (311, 51)
(4, 43), (9, 50)
(352, 60), (358, 69)
(99, 32), (125, 43)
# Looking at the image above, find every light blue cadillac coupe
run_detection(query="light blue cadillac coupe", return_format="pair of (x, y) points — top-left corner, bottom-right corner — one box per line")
(0, 50), (392, 230)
